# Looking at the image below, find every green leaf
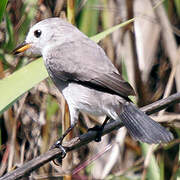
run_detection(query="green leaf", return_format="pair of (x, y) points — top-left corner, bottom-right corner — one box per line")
(4, 12), (14, 51)
(0, 19), (134, 115)
(78, 0), (99, 36)
(0, 58), (48, 114)
(175, 0), (180, 17)
(0, 0), (8, 22)
(91, 18), (134, 43)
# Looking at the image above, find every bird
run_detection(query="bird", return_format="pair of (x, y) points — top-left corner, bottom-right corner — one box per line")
(13, 17), (173, 153)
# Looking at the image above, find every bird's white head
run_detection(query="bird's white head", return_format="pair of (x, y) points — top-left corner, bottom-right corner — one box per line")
(13, 18), (81, 56)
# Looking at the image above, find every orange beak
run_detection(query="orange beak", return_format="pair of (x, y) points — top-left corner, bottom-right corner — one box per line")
(13, 42), (31, 54)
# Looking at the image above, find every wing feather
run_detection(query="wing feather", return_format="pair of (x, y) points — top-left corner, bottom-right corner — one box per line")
(45, 39), (135, 98)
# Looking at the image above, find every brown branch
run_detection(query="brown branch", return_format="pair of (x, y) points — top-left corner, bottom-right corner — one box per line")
(1, 92), (180, 180)
(140, 92), (180, 114)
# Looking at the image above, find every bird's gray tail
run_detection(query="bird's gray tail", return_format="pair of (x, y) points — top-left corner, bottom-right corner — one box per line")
(118, 102), (173, 144)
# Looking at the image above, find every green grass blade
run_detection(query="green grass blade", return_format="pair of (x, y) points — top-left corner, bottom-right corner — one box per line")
(0, 0), (8, 22)
(4, 12), (14, 51)
(92, 18), (134, 43)
(0, 58), (48, 114)
(78, 0), (99, 36)
(175, 0), (180, 17)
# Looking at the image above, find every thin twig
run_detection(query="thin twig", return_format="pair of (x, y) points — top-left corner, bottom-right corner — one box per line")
(140, 92), (180, 114)
(0, 92), (180, 180)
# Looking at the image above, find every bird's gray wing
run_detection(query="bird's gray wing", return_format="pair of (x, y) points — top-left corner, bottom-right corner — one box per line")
(45, 39), (135, 98)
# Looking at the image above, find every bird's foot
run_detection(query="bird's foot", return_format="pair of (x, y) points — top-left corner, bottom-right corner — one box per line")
(88, 125), (103, 142)
(51, 138), (67, 165)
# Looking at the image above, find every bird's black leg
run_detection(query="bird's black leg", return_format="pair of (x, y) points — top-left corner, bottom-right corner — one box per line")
(51, 110), (79, 163)
(51, 123), (76, 159)
(88, 116), (109, 142)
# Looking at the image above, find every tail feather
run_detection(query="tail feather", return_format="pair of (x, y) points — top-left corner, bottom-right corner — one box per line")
(118, 102), (173, 144)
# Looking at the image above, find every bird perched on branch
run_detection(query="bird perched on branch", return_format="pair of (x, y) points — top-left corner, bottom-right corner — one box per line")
(14, 18), (173, 156)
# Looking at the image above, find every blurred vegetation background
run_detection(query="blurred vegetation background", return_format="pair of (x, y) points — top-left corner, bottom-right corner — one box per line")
(0, 0), (180, 179)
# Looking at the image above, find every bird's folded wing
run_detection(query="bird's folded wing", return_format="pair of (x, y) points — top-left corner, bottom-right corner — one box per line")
(46, 40), (135, 98)
(92, 72), (135, 97)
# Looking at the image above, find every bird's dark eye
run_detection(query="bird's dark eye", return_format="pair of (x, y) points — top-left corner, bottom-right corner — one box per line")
(34, 29), (42, 38)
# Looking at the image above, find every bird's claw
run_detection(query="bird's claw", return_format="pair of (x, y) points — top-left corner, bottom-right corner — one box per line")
(54, 141), (67, 159)
(51, 139), (67, 165)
